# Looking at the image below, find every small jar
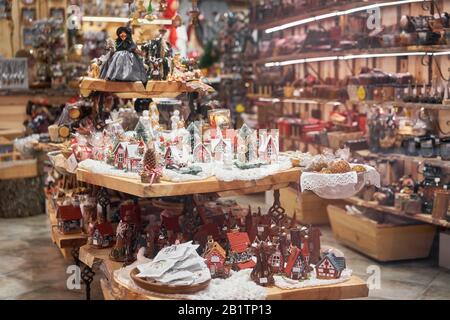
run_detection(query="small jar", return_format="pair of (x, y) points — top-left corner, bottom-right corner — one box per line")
(404, 194), (422, 215)
(419, 135), (438, 158)
(403, 137), (419, 156)
(440, 137), (450, 160)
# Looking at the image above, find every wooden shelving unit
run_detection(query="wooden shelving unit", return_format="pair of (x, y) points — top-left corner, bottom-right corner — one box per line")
(254, 45), (450, 65)
(80, 245), (368, 300)
(356, 150), (450, 169)
(249, 0), (393, 31)
(46, 195), (87, 261)
(345, 196), (450, 229)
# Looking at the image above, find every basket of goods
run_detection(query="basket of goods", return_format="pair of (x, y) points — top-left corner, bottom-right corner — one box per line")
(301, 153), (380, 199)
(130, 241), (211, 294)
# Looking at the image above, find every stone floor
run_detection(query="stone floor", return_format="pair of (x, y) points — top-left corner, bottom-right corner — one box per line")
(0, 194), (449, 300)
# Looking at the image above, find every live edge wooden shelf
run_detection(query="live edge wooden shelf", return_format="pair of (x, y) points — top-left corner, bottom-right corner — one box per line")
(76, 167), (302, 198)
(79, 77), (215, 99)
(79, 246), (368, 300)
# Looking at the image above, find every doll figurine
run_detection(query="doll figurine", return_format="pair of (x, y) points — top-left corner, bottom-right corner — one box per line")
(100, 26), (147, 84)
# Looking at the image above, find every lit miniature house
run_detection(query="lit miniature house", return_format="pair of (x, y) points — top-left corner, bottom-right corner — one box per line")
(124, 143), (143, 172)
(193, 143), (212, 163)
(92, 222), (114, 248)
(226, 231), (255, 270)
(203, 237), (229, 278)
(237, 124), (258, 164)
(57, 205), (82, 234)
(113, 142), (128, 170)
(315, 252), (346, 279)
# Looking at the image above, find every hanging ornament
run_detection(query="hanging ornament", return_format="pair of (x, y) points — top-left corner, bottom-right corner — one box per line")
(159, 0), (168, 14)
(146, 0), (157, 20)
(189, 0), (200, 25)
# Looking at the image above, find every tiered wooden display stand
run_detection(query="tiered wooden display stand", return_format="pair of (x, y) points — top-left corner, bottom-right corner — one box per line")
(45, 196), (87, 261)
(76, 168), (368, 300)
(64, 78), (369, 300)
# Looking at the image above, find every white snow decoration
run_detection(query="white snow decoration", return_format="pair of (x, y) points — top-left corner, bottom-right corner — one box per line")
(273, 268), (353, 290)
(162, 163), (215, 182)
(214, 157), (292, 182)
(78, 159), (140, 179)
(300, 164), (380, 199)
(114, 265), (267, 300)
(78, 157), (293, 183)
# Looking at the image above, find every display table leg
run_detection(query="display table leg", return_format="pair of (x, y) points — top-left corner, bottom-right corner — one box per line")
(81, 265), (95, 300)
(71, 247), (80, 266)
(268, 189), (285, 217)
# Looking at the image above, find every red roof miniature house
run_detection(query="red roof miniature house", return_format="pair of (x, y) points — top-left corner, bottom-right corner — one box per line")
(113, 142), (128, 170)
(315, 253), (346, 280)
(284, 246), (309, 280)
(57, 205), (82, 234)
(203, 237), (229, 278)
(92, 222), (114, 248)
(226, 231), (255, 270)
(120, 203), (141, 226)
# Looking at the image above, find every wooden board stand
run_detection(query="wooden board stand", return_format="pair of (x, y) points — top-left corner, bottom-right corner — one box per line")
(328, 205), (436, 261)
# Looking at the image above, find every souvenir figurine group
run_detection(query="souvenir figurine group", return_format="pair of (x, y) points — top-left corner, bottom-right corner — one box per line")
(89, 26), (202, 83)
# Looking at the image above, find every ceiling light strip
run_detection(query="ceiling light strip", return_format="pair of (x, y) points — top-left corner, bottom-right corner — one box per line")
(264, 51), (448, 67)
(265, 0), (428, 34)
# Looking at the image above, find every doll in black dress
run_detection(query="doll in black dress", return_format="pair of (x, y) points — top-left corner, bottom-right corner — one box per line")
(100, 26), (147, 83)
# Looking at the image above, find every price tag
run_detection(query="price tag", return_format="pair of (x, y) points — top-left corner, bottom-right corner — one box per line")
(211, 256), (220, 263)
(66, 153), (78, 173)
(259, 277), (268, 284)
(257, 226), (265, 233)
(293, 267), (301, 273)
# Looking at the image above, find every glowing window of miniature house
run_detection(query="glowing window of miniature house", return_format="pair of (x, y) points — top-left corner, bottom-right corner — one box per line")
(271, 254), (281, 267)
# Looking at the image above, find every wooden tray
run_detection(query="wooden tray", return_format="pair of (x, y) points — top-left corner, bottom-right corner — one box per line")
(130, 268), (210, 294)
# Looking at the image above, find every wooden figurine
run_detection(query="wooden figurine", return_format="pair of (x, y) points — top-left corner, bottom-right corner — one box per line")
(315, 252), (346, 280)
(226, 231), (255, 270)
(203, 236), (229, 278)
(57, 205), (82, 234)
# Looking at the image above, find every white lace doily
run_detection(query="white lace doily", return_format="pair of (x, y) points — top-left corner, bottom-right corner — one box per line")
(274, 268), (352, 289)
(300, 164), (380, 199)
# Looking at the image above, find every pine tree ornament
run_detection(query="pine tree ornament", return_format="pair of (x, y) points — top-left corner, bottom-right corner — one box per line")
(140, 148), (162, 184)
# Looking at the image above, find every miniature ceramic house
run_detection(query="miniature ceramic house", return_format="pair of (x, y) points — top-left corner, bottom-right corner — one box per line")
(125, 143), (143, 172)
(268, 244), (284, 274)
(251, 242), (275, 286)
(237, 124), (258, 164)
(226, 231), (255, 270)
(187, 122), (202, 154)
(315, 253), (346, 280)
(193, 143), (212, 163)
(57, 205), (82, 234)
(203, 237), (229, 278)
(259, 134), (279, 164)
(92, 222), (114, 248)
(285, 246), (309, 280)
(113, 142), (128, 170)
